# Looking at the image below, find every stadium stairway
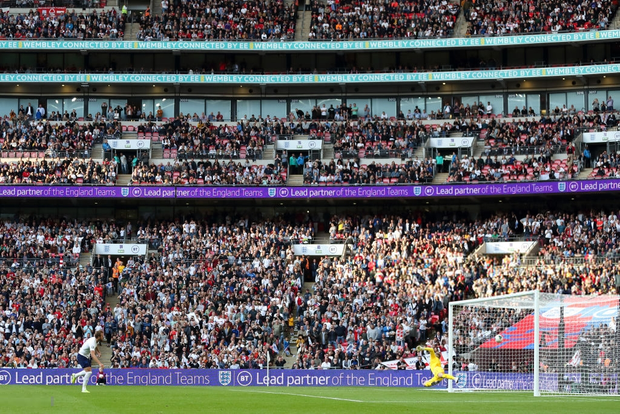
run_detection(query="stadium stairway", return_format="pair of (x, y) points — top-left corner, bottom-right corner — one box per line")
(295, 11), (312, 41)
(152, 0), (163, 16)
(611, 11), (620, 29)
(99, 293), (121, 365)
(453, 7), (469, 37)
(287, 174), (305, 185)
(433, 172), (450, 183)
(124, 22), (141, 41)
(116, 174), (133, 185)
(576, 168), (593, 179)
(279, 282), (315, 368)
(77, 250), (117, 364)
(262, 145), (275, 160)
(91, 144), (104, 160)
(323, 144), (334, 159)
(151, 145), (164, 159)
(78, 251), (92, 270)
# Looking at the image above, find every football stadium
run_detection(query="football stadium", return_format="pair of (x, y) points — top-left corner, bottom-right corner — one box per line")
(1, 0), (620, 412)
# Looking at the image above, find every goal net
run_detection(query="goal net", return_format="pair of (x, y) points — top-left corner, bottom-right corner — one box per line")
(448, 291), (619, 396)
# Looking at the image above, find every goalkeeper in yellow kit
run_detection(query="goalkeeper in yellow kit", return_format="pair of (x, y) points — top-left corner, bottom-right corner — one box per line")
(417, 346), (458, 387)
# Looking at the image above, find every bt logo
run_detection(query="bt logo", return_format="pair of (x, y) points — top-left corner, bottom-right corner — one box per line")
(236, 371), (253, 386)
(0, 370), (11, 385)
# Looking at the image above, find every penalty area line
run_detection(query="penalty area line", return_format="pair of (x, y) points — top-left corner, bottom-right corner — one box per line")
(229, 389), (364, 403)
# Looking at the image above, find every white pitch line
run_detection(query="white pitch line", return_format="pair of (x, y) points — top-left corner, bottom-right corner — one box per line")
(230, 389), (364, 403)
(363, 399), (620, 403)
(230, 389), (620, 404)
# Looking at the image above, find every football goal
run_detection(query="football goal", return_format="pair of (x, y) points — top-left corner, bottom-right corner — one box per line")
(447, 290), (619, 396)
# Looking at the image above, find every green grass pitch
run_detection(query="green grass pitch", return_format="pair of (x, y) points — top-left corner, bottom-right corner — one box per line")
(1, 385), (619, 413)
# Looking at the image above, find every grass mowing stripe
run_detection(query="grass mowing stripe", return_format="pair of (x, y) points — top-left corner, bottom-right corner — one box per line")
(230, 388), (364, 402)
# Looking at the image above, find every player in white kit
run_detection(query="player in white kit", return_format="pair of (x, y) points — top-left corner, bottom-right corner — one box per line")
(71, 331), (105, 393)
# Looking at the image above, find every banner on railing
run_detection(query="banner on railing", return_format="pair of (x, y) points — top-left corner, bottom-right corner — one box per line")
(93, 244), (147, 255)
(0, 30), (619, 52)
(276, 140), (322, 151)
(292, 244), (344, 256)
(37, 7), (66, 18)
(429, 137), (474, 148)
(581, 130), (620, 143)
(0, 64), (618, 84)
(1, 178), (620, 199)
(0, 186), (175, 198)
(109, 139), (151, 150)
(485, 241), (537, 254)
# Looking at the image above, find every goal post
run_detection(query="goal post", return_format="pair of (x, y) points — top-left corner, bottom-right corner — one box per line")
(448, 290), (619, 396)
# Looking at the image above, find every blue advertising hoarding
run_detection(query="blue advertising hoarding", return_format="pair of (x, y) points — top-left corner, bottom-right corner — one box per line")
(0, 369), (615, 393)
(0, 179), (618, 199)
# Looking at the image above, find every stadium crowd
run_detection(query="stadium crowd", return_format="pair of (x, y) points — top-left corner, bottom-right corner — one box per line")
(1, 208), (619, 370)
(129, 159), (285, 185)
(0, 117), (121, 158)
(0, 8), (126, 40)
(446, 152), (580, 182)
(158, 118), (269, 161)
(1, 0), (614, 43)
(302, 158), (435, 184)
(463, 0), (617, 36)
(136, 0), (297, 41)
(308, 0), (460, 40)
(0, 157), (118, 184)
(0, 217), (88, 268)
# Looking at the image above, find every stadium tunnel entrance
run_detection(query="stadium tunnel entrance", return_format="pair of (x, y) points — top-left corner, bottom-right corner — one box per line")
(284, 149), (322, 175)
(581, 141), (619, 169)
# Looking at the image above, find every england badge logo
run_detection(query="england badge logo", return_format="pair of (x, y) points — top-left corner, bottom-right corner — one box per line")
(121, 188), (130, 197)
(558, 182), (566, 192)
(219, 371), (232, 386)
(414, 186), (422, 196)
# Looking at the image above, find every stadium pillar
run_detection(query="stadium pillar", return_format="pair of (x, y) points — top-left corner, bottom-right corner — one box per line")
(84, 53), (90, 74)
(82, 84), (89, 117)
(174, 52), (181, 74)
(173, 83), (180, 118)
